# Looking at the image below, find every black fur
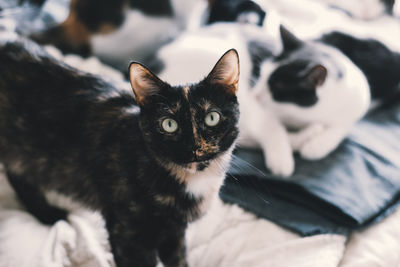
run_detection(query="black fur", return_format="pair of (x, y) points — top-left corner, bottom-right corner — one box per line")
(18, 0), (46, 6)
(75, 0), (173, 32)
(0, 36), (239, 267)
(128, 0), (173, 17)
(320, 31), (400, 99)
(382, 0), (395, 14)
(268, 60), (326, 107)
(276, 25), (304, 59)
(207, 0), (266, 26)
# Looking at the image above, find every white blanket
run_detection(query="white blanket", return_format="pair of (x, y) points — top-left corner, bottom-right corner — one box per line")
(1, 162), (400, 267)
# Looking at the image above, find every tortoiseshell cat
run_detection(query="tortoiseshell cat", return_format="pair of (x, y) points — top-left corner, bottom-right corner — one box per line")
(0, 33), (240, 267)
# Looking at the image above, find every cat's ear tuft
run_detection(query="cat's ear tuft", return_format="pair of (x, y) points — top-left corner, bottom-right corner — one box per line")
(129, 62), (165, 105)
(306, 64), (327, 87)
(207, 49), (240, 94)
(280, 25), (303, 52)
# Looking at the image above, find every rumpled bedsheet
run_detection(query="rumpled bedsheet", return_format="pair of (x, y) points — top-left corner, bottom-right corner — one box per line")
(222, 97), (400, 236)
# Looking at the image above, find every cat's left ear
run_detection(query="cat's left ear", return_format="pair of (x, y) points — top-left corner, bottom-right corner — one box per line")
(129, 62), (166, 106)
(206, 49), (240, 95)
(280, 25), (303, 52)
(306, 64), (327, 88)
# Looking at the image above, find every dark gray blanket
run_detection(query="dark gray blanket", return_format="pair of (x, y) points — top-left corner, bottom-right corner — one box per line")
(221, 97), (400, 236)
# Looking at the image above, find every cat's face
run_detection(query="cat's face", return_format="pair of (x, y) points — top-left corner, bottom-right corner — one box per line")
(268, 60), (327, 107)
(267, 26), (328, 107)
(129, 49), (240, 170)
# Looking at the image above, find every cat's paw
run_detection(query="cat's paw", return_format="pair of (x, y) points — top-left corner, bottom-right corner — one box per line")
(289, 124), (325, 151)
(265, 148), (295, 178)
(299, 138), (335, 160)
(299, 127), (348, 160)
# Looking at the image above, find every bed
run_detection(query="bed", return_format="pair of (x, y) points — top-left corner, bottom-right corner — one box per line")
(1, 0), (400, 266)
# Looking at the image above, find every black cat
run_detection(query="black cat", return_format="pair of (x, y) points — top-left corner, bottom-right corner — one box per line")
(0, 33), (240, 267)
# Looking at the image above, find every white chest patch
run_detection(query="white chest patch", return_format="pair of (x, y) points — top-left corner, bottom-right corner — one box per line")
(185, 167), (224, 199)
(167, 150), (233, 201)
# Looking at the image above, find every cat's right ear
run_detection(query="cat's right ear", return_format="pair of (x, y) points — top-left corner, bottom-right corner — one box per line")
(129, 62), (165, 106)
(206, 49), (240, 95)
(280, 25), (303, 52)
(306, 64), (327, 88)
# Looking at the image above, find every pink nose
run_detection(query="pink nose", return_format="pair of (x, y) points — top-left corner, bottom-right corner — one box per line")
(195, 150), (204, 158)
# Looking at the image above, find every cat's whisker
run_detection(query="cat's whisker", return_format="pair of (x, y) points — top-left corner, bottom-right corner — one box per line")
(231, 154), (268, 177)
(224, 156), (271, 205)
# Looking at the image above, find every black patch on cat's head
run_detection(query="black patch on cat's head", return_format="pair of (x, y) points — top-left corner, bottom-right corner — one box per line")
(129, 49), (240, 165)
(268, 60), (327, 107)
(207, 0), (266, 26)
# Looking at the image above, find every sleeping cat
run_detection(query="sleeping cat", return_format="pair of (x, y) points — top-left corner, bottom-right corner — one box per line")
(254, 25), (400, 165)
(0, 32), (240, 267)
(252, 25), (371, 164)
(8, 0), (197, 71)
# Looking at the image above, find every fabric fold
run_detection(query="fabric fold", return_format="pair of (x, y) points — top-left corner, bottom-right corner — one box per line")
(221, 100), (400, 236)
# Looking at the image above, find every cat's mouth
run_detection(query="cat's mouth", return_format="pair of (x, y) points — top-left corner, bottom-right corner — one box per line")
(184, 160), (211, 173)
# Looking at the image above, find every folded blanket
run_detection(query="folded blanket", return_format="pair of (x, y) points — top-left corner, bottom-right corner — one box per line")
(221, 98), (400, 236)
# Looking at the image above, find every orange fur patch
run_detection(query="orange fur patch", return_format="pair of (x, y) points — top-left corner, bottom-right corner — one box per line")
(61, 0), (91, 47)
(154, 195), (176, 206)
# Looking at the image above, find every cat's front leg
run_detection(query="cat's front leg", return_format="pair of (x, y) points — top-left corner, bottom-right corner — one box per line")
(106, 214), (158, 267)
(297, 125), (350, 160)
(158, 227), (188, 267)
(6, 169), (68, 225)
(262, 125), (295, 177)
(289, 123), (326, 151)
(246, 107), (295, 177)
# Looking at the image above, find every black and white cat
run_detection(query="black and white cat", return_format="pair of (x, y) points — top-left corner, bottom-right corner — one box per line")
(252, 25), (400, 172)
(253, 26), (371, 166)
(0, 32), (240, 267)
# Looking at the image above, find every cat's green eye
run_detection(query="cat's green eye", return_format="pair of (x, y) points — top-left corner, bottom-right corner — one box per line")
(205, 111), (221, 127)
(162, 118), (178, 133)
